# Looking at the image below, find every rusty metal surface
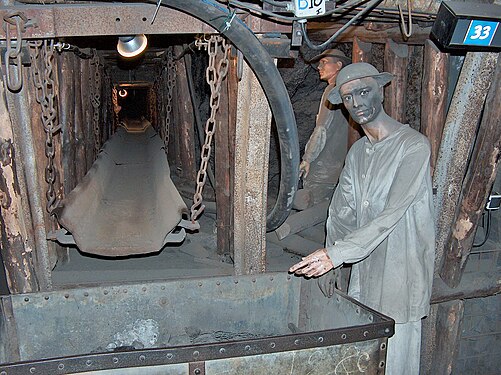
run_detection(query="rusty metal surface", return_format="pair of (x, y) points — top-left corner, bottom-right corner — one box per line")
(0, 3), (290, 39)
(55, 125), (188, 256)
(0, 273), (393, 374)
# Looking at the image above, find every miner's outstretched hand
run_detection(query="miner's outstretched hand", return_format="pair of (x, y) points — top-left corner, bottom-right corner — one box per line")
(289, 248), (334, 278)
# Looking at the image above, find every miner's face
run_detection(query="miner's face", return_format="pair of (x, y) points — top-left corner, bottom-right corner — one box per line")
(339, 77), (383, 125)
(318, 57), (342, 83)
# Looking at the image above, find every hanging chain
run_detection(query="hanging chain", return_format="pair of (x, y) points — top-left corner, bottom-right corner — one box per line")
(2, 12), (27, 92)
(160, 47), (176, 153)
(29, 39), (61, 215)
(90, 51), (102, 157)
(112, 85), (119, 129)
(190, 35), (231, 222)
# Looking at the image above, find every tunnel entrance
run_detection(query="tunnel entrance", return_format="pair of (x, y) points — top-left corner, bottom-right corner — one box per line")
(7, 30), (300, 287)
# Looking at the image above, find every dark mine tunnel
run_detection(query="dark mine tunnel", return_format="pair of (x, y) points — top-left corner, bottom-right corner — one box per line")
(1, 0), (500, 374)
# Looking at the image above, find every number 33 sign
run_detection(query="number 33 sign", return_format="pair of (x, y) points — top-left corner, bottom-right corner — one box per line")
(464, 20), (499, 46)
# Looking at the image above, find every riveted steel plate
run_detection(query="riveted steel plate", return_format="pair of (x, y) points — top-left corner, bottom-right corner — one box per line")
(0, 273), (393, 374)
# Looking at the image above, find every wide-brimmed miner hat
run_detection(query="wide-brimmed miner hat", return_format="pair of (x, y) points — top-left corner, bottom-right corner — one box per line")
(308, 48), (351, 67)
(328, 62), (394, 105)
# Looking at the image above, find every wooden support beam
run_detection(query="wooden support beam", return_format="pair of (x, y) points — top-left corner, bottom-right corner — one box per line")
(81, 58), (93, 171)
(421, 40), (448, 176)
(308, 24), (432, 45)
(348, 37), (371, 150)
(433, 52), (498, 278)
(233, 61), (272, 275)
(215, 53), (237, 257)
(440, 56), (501, 288)
(429, 300), (464, 375)
(384, 39), (408, 123)
(3, 66), (52, 290)
(74, 56), (86, 184)
(0, 73), (39, 294)
(431, 272), (501, 304)
(173, 46), (196, 184)
(57, 53), (77, 194)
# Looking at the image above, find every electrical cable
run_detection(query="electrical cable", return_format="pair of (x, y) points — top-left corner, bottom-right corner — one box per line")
(300, 0), (383, 50)
(261, 0), (289, 8)
(473, 210), (491, 248)
(226, 0), (370, 22)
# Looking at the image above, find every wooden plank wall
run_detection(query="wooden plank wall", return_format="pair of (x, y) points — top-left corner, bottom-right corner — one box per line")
(0, 48), (109, 292)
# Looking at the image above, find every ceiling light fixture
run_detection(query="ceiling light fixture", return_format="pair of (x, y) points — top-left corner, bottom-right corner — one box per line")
(117, 34), (148, 58)
(118, 88), (128, 98)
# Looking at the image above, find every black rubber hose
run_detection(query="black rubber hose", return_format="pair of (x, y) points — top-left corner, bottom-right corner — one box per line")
(159, 0), (299, 231)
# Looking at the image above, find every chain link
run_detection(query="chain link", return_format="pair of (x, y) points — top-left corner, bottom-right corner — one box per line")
(112, 85), (119, 129)
(190, 35), (231, 222)
(29, 39), (61, 215)
(90, 51), (102, 157)
(163, 47), (176, 152)
(2, 12), (28, 92)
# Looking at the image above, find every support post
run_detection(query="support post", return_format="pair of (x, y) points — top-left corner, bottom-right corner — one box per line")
(421, 40), (449, 176)
(215, 52), (237, 257)
(384, 39), (408, 123)
(74, 56), (86, 183)
(0, 73), (39, 293)
(57, 52), (77, 194)
(3, 65), (52, 290)
(433, 52), (498, 276)
(348, 37), (372, 150)
(173, 45), (196, 183)
(429, 300), (464, 375)
(233, 60), (272, 275)
(81, 58), (93, 170)
(440, 55), (501, 287)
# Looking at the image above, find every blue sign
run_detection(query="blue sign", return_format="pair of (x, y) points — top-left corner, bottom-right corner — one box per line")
(463, 20), (499, 46)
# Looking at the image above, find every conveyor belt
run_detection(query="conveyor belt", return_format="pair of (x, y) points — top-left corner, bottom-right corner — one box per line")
(50, 122), (198, 256)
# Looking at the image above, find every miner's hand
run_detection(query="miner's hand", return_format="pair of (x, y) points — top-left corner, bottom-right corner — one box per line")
(299, 160), (310, 179)
(289, 248), (334, 278)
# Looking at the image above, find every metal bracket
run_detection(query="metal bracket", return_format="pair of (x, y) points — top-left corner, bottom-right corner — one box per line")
(189, 361), (206, 375)
(291, 21), (303, 47)
(47, 228), (76, 245)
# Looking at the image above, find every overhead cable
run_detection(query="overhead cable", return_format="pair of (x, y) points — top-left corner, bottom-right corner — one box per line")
(300, 0), (383, 50)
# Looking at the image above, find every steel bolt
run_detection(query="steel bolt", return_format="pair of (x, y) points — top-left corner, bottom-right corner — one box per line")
(244, 345), (251, 351)
(58, 364), (64, 370)
(294, 339), (300, 345)
(139, 355), (145, 361)
(194, 369), (201, 375)
(193, 350), (200, 358)
(270, 342), (276, 348)
(86, 360), (92, 366)
(341, 334), (347, 340)
(219, 348), (226, 354)
(167, 353), (173, 359)
(29, 367), (35, 374)
(24, 297), (29, 302)
(318, 337), (324, 343)
(112, 357), (118, 364)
